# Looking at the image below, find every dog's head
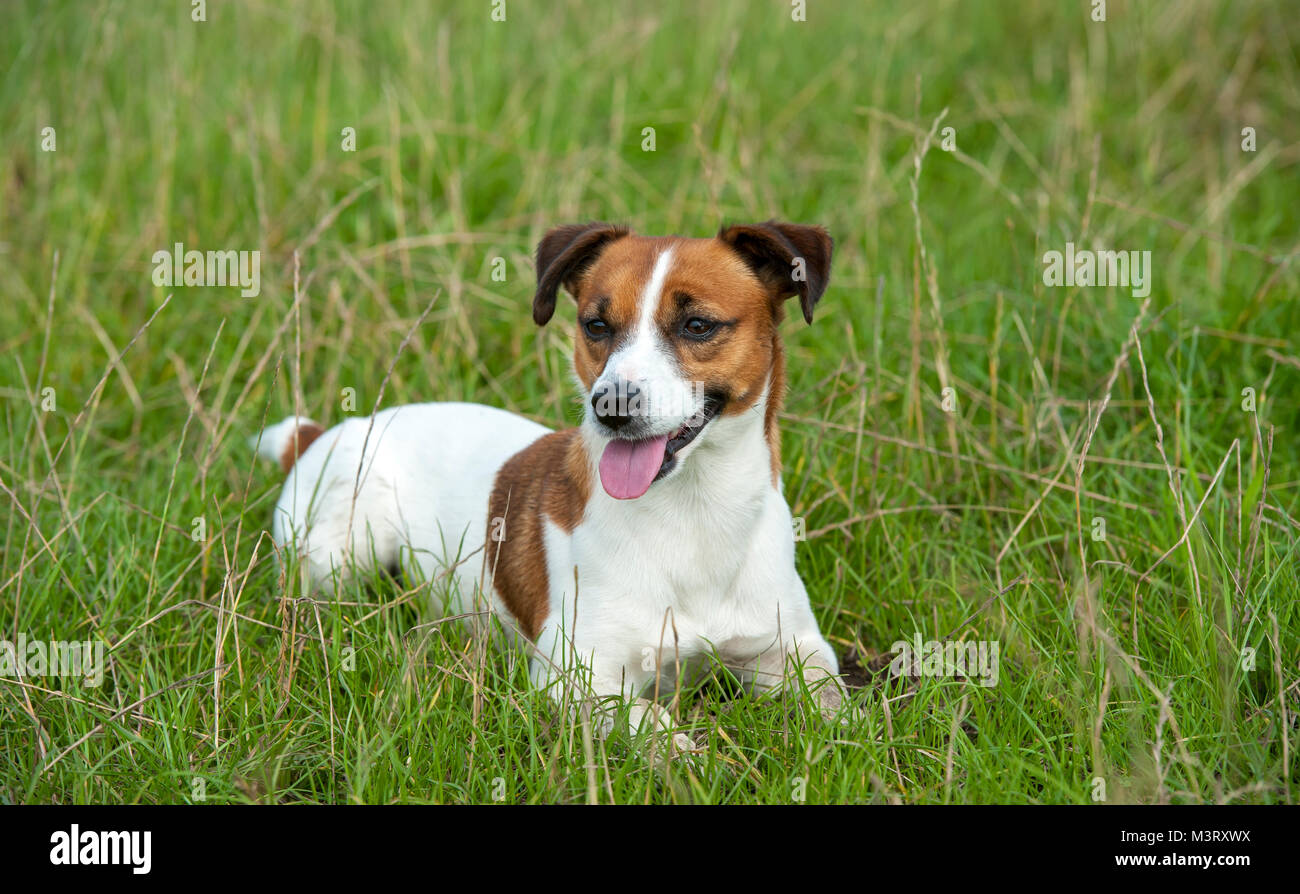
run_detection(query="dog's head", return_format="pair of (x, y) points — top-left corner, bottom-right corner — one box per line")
(533, 221), (833, 500)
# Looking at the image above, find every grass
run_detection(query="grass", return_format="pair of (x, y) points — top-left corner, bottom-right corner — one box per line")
(1, 0), (1297, 805)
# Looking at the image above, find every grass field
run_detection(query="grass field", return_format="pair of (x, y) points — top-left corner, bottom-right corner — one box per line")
(1, 0), (1297, 805)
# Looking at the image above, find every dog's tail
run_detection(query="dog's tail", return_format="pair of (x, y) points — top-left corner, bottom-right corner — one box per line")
(250, 416), (325, 474)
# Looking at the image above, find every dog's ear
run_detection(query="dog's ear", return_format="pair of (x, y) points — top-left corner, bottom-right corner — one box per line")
(717, 221), (833, 324)
(533, 222), (631, 326)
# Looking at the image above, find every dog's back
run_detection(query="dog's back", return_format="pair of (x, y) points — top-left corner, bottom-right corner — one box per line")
(254, 402), (548, 620)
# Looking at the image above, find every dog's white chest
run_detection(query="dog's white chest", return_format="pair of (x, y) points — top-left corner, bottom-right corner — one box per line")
(545, 431), (798, 668)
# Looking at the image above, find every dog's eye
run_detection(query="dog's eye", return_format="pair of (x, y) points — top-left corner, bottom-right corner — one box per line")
(583, 319), (610, 339)
(682, 318), (716, 339)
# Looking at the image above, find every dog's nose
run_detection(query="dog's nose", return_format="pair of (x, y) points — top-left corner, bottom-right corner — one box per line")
(592, 381), (641, 430)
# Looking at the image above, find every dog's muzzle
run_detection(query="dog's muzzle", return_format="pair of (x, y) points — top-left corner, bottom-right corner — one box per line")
(595, 396), (722, 500)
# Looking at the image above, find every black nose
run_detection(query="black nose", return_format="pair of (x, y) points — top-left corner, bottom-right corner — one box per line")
(592, 381), (641, 430)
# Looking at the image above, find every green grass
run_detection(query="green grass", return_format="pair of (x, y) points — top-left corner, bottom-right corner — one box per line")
(1, 0), (1297, 804)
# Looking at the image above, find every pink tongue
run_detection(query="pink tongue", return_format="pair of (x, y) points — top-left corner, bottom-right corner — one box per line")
(599, 435), (669, 500)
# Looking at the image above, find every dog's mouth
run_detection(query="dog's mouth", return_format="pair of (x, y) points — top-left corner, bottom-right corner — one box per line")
(597, 399), (721, 500)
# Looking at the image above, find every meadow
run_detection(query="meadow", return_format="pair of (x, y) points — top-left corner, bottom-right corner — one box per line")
(1, 0), (1297, 804)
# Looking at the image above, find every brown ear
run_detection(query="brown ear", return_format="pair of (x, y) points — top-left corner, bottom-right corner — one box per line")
(717, 220), (833, 323)
(533, 222), (631, 325)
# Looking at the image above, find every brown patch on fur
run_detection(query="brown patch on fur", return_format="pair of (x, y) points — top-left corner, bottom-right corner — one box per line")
(764, 337), (787, 484)
(279, 422), (324, 473)
(653, 239), (778, 416)
(571, 235), (797, 485)
(485, 429), (590, 639)
(654, 239), (788, 483)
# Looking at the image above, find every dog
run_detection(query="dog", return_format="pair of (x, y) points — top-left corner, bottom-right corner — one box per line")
(253, 220), (847, 749)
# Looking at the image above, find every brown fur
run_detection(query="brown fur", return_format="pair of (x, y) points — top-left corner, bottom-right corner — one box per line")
(279, 422), (324, 473)
(485, 429), (590, 638)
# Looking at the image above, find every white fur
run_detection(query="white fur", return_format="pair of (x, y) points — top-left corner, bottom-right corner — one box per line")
(255, 253), (844, 750)
(259, 402), (548, 634)
(539, 387), (840, 712)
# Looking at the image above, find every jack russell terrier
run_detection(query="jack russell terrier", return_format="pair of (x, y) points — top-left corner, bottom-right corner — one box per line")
(254, 221), (848, 748)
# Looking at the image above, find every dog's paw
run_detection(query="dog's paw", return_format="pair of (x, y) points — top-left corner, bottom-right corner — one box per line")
(815, 676), (862, 728)
(639, 728), (705, 772)
(625, 700), (707, 767)
(671, 730), (699, 755)
(668, 730), (708, 772)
